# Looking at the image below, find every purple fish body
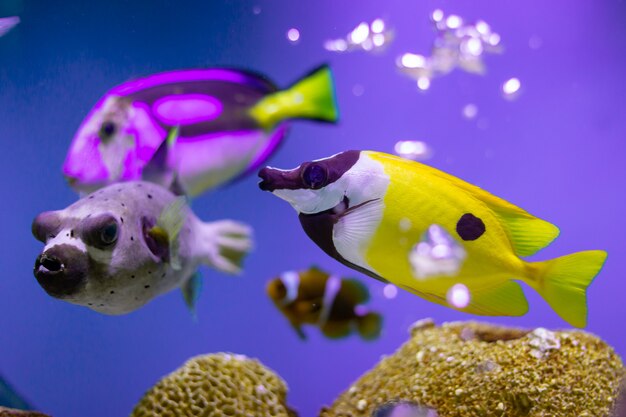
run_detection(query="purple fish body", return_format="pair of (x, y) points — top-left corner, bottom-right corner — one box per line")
(64, 66), (338, 196)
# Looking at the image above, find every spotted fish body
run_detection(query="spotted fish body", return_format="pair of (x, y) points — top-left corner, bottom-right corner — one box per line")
(63, 65), (338, 196)
(32, 181), (252, 314)
(258, 150), (607, 328)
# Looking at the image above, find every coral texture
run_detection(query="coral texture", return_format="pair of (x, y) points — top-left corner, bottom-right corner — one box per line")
(320, 319), (625, 417)
(131, 353), (296, 417)
(0, 408), (50, 417)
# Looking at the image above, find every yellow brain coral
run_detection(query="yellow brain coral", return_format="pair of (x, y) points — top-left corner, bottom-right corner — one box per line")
(131, 353), (296, 417)
(320, 319), (625, 417)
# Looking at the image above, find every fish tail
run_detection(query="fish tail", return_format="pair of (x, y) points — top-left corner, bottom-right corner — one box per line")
(249, 64), (339, 130)
(528, 250), (607, 328)
(356, 312), (383, 340)
(198, 220), (254, 274)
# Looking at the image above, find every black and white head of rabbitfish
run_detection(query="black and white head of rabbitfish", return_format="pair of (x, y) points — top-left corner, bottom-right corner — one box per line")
(32, 181), (252, 315)
(258, 150), (608, 328)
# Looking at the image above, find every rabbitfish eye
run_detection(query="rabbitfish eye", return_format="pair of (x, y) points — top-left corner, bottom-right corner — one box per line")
(302, 164), (328, 189)
(99, 121), (117, 141)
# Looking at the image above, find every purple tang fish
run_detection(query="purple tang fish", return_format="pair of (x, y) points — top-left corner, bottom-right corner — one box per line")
(63, 65), (339, 196)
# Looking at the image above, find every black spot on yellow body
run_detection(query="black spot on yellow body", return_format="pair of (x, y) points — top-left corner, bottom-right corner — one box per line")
(456, 213), (486, 241)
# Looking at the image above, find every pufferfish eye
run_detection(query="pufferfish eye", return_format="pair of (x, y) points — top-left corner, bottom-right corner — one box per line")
(100, 222), (118, 246)
(302, 163), (328, 190)
(98, 121), (118, 142)
(79, 214), (120, 250)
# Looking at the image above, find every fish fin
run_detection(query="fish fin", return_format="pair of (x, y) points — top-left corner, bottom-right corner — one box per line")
(198, 220), (253, 274)
(181, 272), (203, 318)
(369, 152), (560, 257)
(458, 280), (529, 316)
(356, 312), (383, 340)
(341, 278), (371, 304)
(489, 208), (560, 257)
(249, 64), (339, 130)
(321, 321), (353, 339)
(155, 196), (187, 270)
(143, 126), (179, 188)
(169, 172), (188, 196)
(290, 321), (307, 340)
(427, 164), (561, 257)
(308, 264), (325, 274)
(333, 198), (384, 270)
(528, 250), (607, 328)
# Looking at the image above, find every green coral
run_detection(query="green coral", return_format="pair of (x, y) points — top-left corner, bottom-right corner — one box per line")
(320, 319), (625, 417)
(131, 353), (296, 417)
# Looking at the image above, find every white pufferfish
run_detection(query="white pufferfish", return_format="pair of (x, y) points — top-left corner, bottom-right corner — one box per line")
(258, 150), (607, 328)
(32, 181), (252, 314)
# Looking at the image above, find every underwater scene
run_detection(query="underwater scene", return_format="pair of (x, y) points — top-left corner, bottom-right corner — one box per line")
(1, 0), (626, 416)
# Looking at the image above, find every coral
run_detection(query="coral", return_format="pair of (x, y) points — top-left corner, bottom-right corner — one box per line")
(320, 319), (625, 417)
(0, 408), (50, 417)
(131, 353), (296, 417)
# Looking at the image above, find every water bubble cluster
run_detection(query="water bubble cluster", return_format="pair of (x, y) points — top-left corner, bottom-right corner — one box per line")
(528, 327), (561, 359)
(409, 224), (467, 279)
(396, 10), (503, 89)
(394, 140), (433, 161)
(325, 18), (394, 53)
(0, 16), (20, 37)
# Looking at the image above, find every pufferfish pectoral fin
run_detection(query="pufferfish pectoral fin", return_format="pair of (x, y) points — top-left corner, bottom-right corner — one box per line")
(181, 271), (203, 318)
(155, 196), (187, 270)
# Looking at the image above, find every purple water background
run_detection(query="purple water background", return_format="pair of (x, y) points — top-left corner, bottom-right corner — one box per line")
(0, 1), (625, 416)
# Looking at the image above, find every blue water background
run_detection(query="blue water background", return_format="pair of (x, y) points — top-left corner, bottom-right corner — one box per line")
(1, 1), (625, 416)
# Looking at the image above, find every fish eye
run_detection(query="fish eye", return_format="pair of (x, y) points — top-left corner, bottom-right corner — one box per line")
(99, 222), (118, 246)
(79, 214), (120, 249)
(310, 302), (322, 313)
(99, 121), (117, 142)
(302, 163), (328, 190)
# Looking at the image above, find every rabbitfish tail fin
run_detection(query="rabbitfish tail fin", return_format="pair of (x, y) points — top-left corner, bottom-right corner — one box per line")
(249, 64), (339, 130)
(197, 220), (253, 274)
(529, 250), (607, 328)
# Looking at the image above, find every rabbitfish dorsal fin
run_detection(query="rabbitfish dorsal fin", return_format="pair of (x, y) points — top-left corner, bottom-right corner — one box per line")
(155, 196), (187, 270)
(370, 152), (560, 257)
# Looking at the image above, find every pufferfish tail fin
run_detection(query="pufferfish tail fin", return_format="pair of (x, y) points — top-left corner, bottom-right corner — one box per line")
(529, 250), (607, 328)
(249, 64), (339, 130)
(197, 220), (254, 274)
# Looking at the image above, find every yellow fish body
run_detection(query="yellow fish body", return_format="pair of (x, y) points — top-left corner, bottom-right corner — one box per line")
(258, 150), (607, 327)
